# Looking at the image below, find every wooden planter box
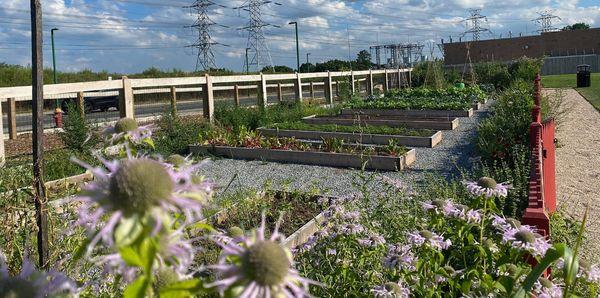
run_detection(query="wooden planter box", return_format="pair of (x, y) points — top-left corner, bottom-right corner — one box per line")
(189, 144), (416, 171)
(302, 115), (459, 130)
(340, 108), (473, 118)
(258, 127), (443, 148)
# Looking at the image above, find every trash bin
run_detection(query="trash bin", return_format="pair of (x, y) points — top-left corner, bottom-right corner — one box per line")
(577, 64), (591, 88)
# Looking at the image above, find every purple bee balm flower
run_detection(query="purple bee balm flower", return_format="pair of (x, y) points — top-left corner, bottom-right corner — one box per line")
(105, 118), (154, 145)
(0, 251), (77, 297)
(534, 278), (563, 298)
(383, 244), (416, 272)
(372, 281), (410, 297)
(464, 209), (483, 224)
(502, 226), (551, 257)
(72, 155), (209, 253)
(207, 214), (319, 297)
(407, 230), (451, 250)
(587, 264), (600, 283)
(464, 177), (511, 198)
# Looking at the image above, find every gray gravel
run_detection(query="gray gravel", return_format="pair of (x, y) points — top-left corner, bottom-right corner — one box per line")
(197, 103), (492, 197)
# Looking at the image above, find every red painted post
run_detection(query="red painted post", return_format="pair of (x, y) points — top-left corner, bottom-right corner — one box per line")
(542, 119), (557, 213)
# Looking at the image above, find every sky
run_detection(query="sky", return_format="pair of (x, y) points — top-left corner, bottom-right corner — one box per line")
(0, 0), (598, 74)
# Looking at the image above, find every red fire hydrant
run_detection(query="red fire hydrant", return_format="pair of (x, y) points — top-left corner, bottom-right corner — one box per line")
(54, 108), (63, 128)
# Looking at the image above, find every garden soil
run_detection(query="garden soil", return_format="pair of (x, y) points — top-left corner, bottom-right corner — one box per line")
(548, 88), (600, 262)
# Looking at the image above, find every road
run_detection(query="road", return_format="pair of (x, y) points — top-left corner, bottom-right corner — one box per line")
(2, 90), (326, 135)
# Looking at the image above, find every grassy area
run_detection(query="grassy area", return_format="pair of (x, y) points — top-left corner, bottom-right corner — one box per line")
(542, 73), (600, 110)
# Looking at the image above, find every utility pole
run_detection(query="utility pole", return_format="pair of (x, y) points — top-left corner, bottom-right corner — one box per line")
(346, 24), (352, 70)
(306, 52), (311, 73)
(461, 8), (492, 41)
(31, 0), (49, 269)
(235, 0), (280, 72)
(187, 0), (229, 71)
(289, 21), (300, 72)
(50, 27), (62, 127)
(533, 10), (561, 33)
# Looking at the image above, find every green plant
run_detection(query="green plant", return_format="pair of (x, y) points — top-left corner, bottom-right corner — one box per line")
(270, 122), (433, 137)
(155, 111), (209, 155)
(476, 81), (533, 162)
(60, 102), (98, 153)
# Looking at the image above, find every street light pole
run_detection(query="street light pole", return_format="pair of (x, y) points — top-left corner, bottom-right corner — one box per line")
(289, 21), (299, 72)
(50, 28), (62, 128)
(306, 52), (311, 73)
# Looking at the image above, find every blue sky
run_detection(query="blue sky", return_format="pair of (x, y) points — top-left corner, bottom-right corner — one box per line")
(0, 0), (598, 74)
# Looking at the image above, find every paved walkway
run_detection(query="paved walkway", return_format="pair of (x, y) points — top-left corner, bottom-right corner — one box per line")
(548, 88), (600, 261)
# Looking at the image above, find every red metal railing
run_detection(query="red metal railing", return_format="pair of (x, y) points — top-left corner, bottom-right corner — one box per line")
(522, 74), (557, 236)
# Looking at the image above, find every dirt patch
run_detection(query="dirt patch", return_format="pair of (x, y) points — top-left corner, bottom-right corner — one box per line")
(546, 88), (600, 261)
(5, 133), (65, 158)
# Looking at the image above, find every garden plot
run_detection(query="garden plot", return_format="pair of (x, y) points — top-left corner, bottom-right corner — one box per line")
(190, 138), (415, 171)
(302, 114), (459, 130)
(340, 107), (473, 118)
(258, 124), (443, 148)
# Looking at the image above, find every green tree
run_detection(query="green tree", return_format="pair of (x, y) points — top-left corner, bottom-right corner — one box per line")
(261, 65), (294, 73)
(355, 50), (372, 70)
(562, 23), (590, 30)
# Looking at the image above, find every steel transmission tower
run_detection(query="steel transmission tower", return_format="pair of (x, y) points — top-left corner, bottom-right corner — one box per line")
(235, 0), (280, 72)
(461, 8), (492, 41)
(533, 10), (561, 33)
(187, 0), (228, 71)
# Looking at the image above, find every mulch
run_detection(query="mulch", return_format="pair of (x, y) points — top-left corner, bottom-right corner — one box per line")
(5, 133), (65, 158)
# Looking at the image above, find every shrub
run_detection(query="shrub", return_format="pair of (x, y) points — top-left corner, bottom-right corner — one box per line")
(154, 111), (209, 155)
(476, 81), (533, 162)
(60, 102), (98, 153)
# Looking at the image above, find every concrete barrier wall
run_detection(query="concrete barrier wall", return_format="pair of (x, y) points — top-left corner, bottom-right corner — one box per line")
(541, 54), (600, 75)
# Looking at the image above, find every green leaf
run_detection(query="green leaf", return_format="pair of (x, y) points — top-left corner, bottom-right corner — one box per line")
(119, 246), (143, 267)
(114, 215), (144, 248)
(159, 279), (205, 298)
(515, 244), (568, 297)
(139, 238), (158, 273)
(124, 276), (150, 298)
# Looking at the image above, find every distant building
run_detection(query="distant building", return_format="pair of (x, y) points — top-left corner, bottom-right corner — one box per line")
(443, 28), (600, 74)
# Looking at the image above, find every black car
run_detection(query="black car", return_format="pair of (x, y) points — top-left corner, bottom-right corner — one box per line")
(61, 95), (120, 113)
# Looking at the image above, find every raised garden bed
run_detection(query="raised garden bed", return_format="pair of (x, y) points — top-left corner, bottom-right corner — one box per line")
(340, 107), (473, 118)
(189, 144), (416, 171)
(258, 127), (443, 148)
(302, 115), (459, 130)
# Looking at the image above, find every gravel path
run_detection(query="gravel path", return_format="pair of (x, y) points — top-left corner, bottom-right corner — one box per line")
(198, 103), (491, 197)
(548, 88), (600, 261)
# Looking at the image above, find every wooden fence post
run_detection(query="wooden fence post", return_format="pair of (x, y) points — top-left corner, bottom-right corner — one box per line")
(367, 69), (374, 95)
(119, 76), (135, 119)
(397, 68), (402, 89)
(259, 73), (268, 108)
(7, 98), (17, 140)
(277, 83), (283, 103)
(309, 81), (315, 98)
(170, 86), (177, 115)
(325, 71), (333, 104)
(335, 80), (340, 97)
(203, 74), (214, 122)
(76, 92), (85, 119)
(408, 70), (412, 88)
(234, 85), (240, 106)
(295, 72), (303, 102)
(383, 69), (389, 92)
(0, 101), (5, 165)
(350, 70), (356, 94)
